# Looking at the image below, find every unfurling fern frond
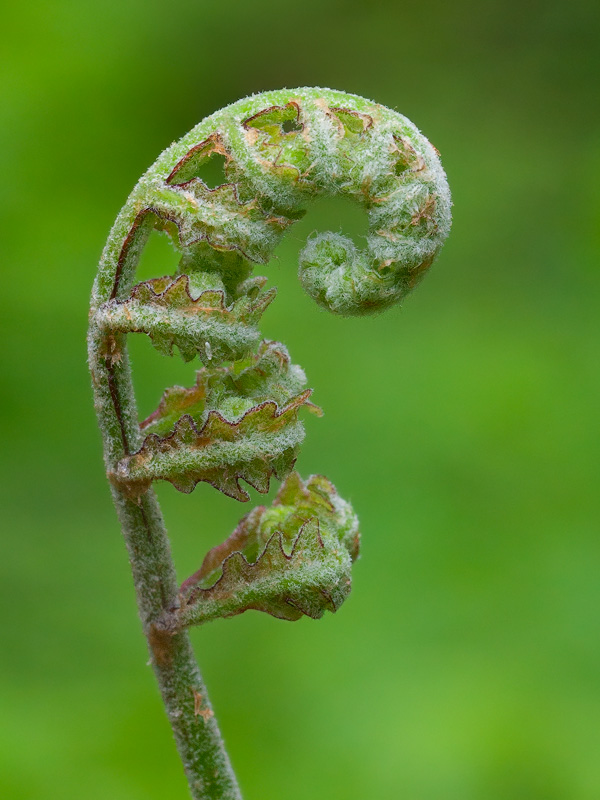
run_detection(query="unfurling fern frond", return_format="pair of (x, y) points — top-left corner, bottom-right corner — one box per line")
(88, 87), (451, 800)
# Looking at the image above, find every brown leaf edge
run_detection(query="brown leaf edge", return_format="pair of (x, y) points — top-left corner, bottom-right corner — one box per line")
(180, 516), (341, 623)
(121, 273), (275, 317)
(110, 390), (312, 501)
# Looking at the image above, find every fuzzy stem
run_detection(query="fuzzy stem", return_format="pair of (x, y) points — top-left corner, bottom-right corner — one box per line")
(88, 328), (241, 800)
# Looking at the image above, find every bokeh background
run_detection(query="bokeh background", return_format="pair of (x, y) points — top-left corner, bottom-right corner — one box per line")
(2, 1), (600, 798)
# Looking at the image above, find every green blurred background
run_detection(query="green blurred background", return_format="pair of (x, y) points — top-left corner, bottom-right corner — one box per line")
(2, 0), (599, 798)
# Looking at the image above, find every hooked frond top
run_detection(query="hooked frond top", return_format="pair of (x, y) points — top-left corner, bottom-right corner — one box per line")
(89, 87), (451, 628)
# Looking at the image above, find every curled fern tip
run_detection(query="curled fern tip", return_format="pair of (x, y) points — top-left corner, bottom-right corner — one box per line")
(88, 87), (451, 800)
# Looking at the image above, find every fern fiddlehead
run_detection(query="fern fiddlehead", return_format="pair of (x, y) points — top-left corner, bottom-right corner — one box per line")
(88, 87), (451, 799)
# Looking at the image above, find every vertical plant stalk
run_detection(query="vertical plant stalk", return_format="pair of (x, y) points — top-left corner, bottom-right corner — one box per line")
(88, 88), (451, 799)
(89, 314), (242, 798)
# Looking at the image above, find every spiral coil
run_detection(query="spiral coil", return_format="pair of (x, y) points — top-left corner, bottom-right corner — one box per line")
(89, 87), (451, 625)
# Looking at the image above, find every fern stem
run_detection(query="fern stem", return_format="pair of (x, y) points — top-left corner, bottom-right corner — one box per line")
(88, 326), (241, 799)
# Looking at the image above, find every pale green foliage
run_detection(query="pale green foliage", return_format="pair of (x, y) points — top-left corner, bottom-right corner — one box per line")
(175, 472), (360, 627)
(91, 87), (451, 532)
(88, 88), (451, 800)
(111, 392), (309, 502)
(140, 340), (313, 438)
(97, 273), (276, 363)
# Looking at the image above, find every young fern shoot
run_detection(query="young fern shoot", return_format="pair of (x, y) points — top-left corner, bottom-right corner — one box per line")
(88, 87), (451, 799)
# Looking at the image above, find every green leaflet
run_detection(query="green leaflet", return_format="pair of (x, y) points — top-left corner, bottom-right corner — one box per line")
(176, 472), (360, 626)
(150, 182), (293, 263)
(96, 273), (275, 363)
(140, 340), (318, 437)
(108, 340), (320, 501)
(110, 392), (311, 501)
